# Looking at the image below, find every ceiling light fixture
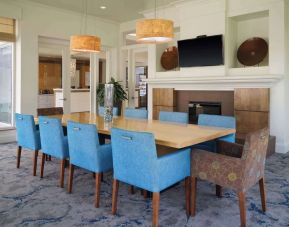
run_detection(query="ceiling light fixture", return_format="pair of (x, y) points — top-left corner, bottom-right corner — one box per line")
(136, 0), (174, 43)
(70, 0), (101, 53)
(100, 5), (107, 10)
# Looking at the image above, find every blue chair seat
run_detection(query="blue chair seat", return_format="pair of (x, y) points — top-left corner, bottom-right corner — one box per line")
(15, 113), (41, 176)
(38, 116), (70, 187)
(110, 128), (191, 226)
(125, 108), (148, 119)
(193, 114), (236, 152)
(67, 121), (113, 208)
(159, 111), (188, 124)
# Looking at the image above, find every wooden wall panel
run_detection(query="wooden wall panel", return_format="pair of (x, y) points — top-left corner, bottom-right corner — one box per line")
(235, 111), (269, 135)
(153, 88), (176, 120)
(234, 88), (269, 112)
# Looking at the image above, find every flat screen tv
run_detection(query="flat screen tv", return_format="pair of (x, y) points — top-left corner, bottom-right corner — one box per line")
(177, 34), (224, 67)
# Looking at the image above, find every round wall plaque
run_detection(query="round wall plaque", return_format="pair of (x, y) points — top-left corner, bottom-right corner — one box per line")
(161, 46), (178, 70)
(237, 37), (268, 66)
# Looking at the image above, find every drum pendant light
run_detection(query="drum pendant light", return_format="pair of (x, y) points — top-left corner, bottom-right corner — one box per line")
(136, 0), (174, 43)
(70, 0), (101, 53)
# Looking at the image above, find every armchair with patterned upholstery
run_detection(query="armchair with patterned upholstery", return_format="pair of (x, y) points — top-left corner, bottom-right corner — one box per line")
(191, 128), (269, 227)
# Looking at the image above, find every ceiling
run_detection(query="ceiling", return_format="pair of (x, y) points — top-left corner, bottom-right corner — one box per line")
(26, 0), (180, 23)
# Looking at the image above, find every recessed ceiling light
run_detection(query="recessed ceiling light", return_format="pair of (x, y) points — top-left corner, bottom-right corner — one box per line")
(100, 6), (107, 10)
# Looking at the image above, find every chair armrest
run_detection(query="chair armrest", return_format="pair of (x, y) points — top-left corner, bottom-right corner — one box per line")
(191, 149), (245, 191)
(156, 148), (191, 191)
(217, 141), (244, 158)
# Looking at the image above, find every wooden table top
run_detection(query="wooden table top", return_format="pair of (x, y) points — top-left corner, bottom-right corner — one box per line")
(36, 112), (236, 149)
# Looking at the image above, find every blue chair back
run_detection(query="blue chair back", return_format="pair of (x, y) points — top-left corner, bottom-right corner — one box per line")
(125, 108), (148, 119)
(38, 117), (68, 159)
(198, 114), (236, 142)
(67, 121), (105, 173)
(111, 128), (157, 188)
(98, 106), (118, 116)
(15, 113), (41, 150)
(159, 111), (188, 124)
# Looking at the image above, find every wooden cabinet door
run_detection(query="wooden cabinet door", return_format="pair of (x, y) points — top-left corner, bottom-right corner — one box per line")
(153, 88), (176, 107)
(234, 88), (269, 112)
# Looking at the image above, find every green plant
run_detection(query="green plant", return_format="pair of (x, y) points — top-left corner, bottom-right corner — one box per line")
(96, 77), (128, 106)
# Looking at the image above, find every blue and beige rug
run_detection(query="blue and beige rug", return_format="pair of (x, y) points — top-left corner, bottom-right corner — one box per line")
(1, 143), (289, 226)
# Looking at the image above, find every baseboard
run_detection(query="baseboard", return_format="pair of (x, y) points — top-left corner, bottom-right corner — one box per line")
(0, 129), (16, 143)
(276, 140), (289, 154)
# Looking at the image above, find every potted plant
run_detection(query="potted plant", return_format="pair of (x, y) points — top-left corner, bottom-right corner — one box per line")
(96, 77), (128, 115)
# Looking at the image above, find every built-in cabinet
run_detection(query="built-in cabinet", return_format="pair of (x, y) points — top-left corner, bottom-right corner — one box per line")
(39, 57), (62, 92)
(152, 88), (176, 120)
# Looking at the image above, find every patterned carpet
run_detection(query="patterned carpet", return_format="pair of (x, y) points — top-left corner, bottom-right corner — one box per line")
(1, 143), (289, 227)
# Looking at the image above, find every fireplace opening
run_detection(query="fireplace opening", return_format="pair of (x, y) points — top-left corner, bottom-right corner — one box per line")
(188, 101), (222, 124)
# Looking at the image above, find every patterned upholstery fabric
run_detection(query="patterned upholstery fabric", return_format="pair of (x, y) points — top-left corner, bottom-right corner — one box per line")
(159, 111), (188, 124)
(15, 113), (41, 150)
(38, 117), (69, 159)
(194, 114), (236, 152)
(125, 108), (148, 119)
(67, 121), (113, 173)
(111, 128), (191, 192)
(191, 128), (269, 192)
(98, 106), (118, 117)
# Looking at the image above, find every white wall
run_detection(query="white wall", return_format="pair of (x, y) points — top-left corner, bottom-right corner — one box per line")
(0, 0), (119, 116)
(119, 0), (289, 153)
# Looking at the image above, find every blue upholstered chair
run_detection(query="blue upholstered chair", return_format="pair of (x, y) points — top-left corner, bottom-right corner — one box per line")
(67, 121), (113, 208)
(111, 128), (191, 227)
(15, 113), (41, 176)
(125, 108), (148, 119)
(98, 106), (118, 117)
(38, 117), (69, 187)
(159, 111), (189, 124)
(194, 114), (236, 152)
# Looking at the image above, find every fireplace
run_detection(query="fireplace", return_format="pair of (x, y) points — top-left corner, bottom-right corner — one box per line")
(188, 101), (222, 124)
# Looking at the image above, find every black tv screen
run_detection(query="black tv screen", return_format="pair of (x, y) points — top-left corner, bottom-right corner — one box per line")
(178, 35), (224, 67)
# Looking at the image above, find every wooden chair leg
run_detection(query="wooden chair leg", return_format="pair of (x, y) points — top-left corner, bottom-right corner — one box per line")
(238, 191), (246, 227)
(101, 172), (104, 182)
(112, 179), (119, 215)
(185, 177), (191, 216)
(40, 153), (46, 178)
(59, 159), (65, 188)
(191, 176), (197, 217)
(67, 164), (74, 193)
(49, 155), (52, 161)
(129, 185), (135, 194)
(95, 173), (102, 208)
(33, 150), (39, 176)
(16, 146), (22, 168)
(216, 185), (222, 198)
(259, 178), (266, 212)
(152, 192), (160, 227)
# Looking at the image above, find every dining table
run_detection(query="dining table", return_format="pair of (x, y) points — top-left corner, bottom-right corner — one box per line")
(35, 112), (236, 149)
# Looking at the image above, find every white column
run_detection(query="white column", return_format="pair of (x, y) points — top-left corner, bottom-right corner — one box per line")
(61, 47), (71, 114)
(127, 49), (135, 108)
(90, 53), (99, 113)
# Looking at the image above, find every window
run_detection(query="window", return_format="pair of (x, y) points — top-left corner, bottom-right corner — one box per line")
(0, 17), (15, 128)
(0, 42), (13, 127)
